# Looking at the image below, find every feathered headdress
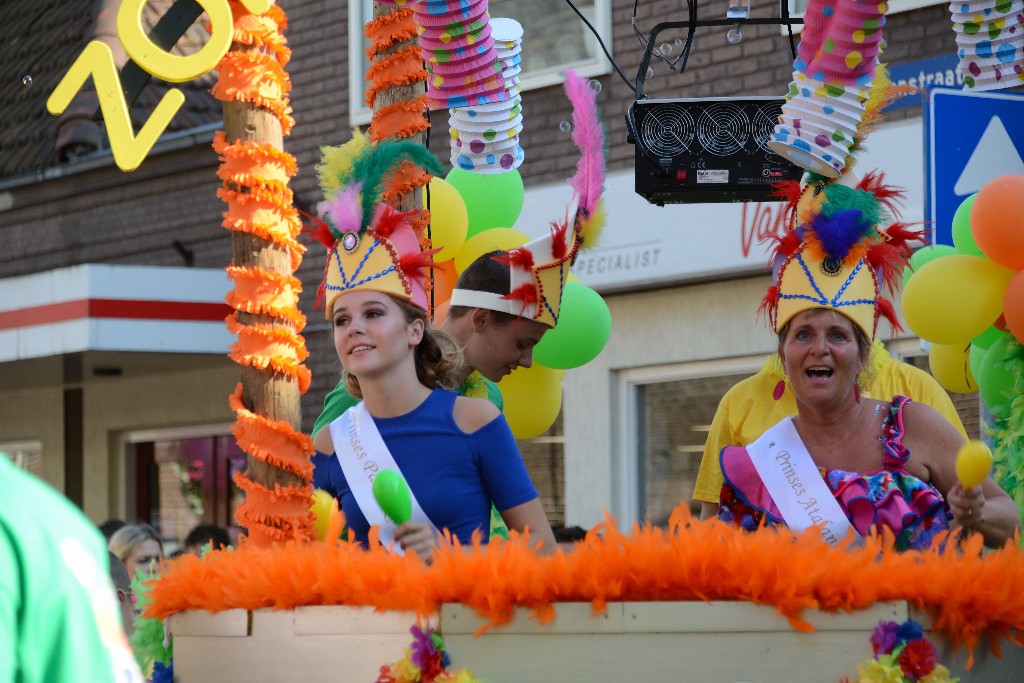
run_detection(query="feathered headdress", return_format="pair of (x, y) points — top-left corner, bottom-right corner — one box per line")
(451, 70), (607, 328)
(762, 170), (924, 339)
(309, 130), (444, 317)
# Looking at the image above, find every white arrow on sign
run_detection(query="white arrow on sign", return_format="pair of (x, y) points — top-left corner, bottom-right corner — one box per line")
(953, 115), (1024, 196)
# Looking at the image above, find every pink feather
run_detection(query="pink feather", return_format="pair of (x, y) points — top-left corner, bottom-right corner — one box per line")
(564, 71), (605, 218)
(318, 183), (364, 235)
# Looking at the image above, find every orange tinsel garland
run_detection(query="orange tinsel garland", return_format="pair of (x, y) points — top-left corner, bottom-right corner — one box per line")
(228, 385), (313, 480)
(365, 5), (432, 240)
(214, 0), (313, 546)
(225, 265), (306, 329)
(147, 507), (1024, 665)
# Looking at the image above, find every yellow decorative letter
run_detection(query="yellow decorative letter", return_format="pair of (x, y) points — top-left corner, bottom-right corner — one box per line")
(116, 0), (232, 83)
(46, 41), (185, 172)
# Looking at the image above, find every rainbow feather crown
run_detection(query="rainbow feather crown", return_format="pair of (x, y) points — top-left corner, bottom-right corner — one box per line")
(762, 170), (924, 339)
(309, 131), (443, 317)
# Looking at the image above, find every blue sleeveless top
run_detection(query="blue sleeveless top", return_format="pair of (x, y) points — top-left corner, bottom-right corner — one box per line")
(311, 388), (537, 545)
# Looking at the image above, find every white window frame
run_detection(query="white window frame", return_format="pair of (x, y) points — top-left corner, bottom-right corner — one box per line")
(613, 355), (767, 525)
(782, 0), (944, 34)
(348, 0), (612, 127)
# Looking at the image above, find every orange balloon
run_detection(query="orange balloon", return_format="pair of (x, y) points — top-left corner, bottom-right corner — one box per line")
(971, 174), (1024, 270)
(1004, 269), (1024, 345)
(432, 298), (451, 327)
(430, 259), (458, 303)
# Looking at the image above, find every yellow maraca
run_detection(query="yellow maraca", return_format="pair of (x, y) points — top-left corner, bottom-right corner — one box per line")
(955, 440), (993, 489)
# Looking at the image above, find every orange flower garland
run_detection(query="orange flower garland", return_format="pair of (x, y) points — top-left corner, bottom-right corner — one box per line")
(147, 507), (1024, 665)
(213, 0), (314, 546)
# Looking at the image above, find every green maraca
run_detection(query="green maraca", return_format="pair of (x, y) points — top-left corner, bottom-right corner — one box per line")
(372, 469), (412, 524)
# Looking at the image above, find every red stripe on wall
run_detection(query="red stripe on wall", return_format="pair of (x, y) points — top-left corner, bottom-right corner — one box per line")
(0, 299), (231, 331)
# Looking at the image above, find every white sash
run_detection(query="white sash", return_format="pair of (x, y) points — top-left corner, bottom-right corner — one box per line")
(329, 402), (440, 555)
(746, 417), (858, 548)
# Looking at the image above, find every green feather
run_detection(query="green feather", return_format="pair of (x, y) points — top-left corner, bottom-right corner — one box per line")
(820, 183), (884, 230)
(129, 572), (173, 669)
(988, 336), (1024, 542)
(349, 141), (443, 221)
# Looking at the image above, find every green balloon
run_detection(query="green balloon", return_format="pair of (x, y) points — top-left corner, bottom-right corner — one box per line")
(903, 245), (956, 288)
(533, 282), (612, 370)
(372, 469), (411, 525)
(972, 325), (1006, 351)
(952, 193), (984, 256)
(445, 167), (525, 239)
(978, 334), (1022, 417)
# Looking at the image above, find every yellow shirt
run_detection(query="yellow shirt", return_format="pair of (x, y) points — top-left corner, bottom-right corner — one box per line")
(692, 346), (969, 504)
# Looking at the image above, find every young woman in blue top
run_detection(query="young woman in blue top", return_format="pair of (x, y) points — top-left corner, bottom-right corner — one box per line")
(308, 136), (555, 563)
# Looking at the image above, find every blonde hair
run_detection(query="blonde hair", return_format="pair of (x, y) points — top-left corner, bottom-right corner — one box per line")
(108, 523), (163, 564)
(343, 296), (464, 399)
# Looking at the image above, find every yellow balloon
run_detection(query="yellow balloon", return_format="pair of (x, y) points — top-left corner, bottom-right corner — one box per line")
(498, 364), (564, 440)
(423, 177), (469, 262)
(310, 489), (335, 542)
(956, 440), (993, 489)
(927, 342), (977, 393)
(901, 255), (1015, 344)
(453, 227), (530, 273)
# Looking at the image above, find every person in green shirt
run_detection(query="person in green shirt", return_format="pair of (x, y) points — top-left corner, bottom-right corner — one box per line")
(312, 250), (552, 539)
(0, 454), (144, 683)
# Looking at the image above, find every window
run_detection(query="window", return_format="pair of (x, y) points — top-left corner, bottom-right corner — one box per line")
(783, 0), (944, 33)
(617, 358), (765, 525)
(348, 0), (611, 125)
(123, 426), (246, 549)
(0, 440), (42, 477)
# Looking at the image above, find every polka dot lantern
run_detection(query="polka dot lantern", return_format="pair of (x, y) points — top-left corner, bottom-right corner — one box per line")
(768, 0), (885, 177)
(949, 0), (1024, 91)
(448, 17), (525, 173)
(416, 0), (508, 109)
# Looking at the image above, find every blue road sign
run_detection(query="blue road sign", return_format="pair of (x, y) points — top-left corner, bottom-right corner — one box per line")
(925, 88), (1024, 247)
(885, 54), (962, 112)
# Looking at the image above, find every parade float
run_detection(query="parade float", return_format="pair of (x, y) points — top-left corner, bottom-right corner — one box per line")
(46, 0), (1024, 680)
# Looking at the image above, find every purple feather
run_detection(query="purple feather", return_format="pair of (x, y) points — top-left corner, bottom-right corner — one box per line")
(564, 71), (605, 216)
(810, 208), (872, 260)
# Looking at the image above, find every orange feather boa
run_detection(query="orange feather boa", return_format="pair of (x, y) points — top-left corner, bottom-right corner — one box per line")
(147, 507), (1024, 666)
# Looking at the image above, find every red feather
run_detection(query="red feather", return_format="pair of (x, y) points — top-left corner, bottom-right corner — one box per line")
(398, 248), (439, 279)
(883, 222), (926, 257)
(494, 247), (535, 271)
(768, 229), (803, 263)
(501, 282), (539, 318)
(314, 258), (332, 312)
(550, 217), (570, 261)
(877, 297), (903, 333)
(299, 209), (337, 250)
(371, 204), (416, 239)
(772, 179), (803, 230)
(758, 285), (779, 328)
(857, 171), (906, 219)
(867, 243), (905, 293)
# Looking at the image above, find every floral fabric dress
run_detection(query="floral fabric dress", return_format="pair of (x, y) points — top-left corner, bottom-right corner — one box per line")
(718, 395), (952, 551)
